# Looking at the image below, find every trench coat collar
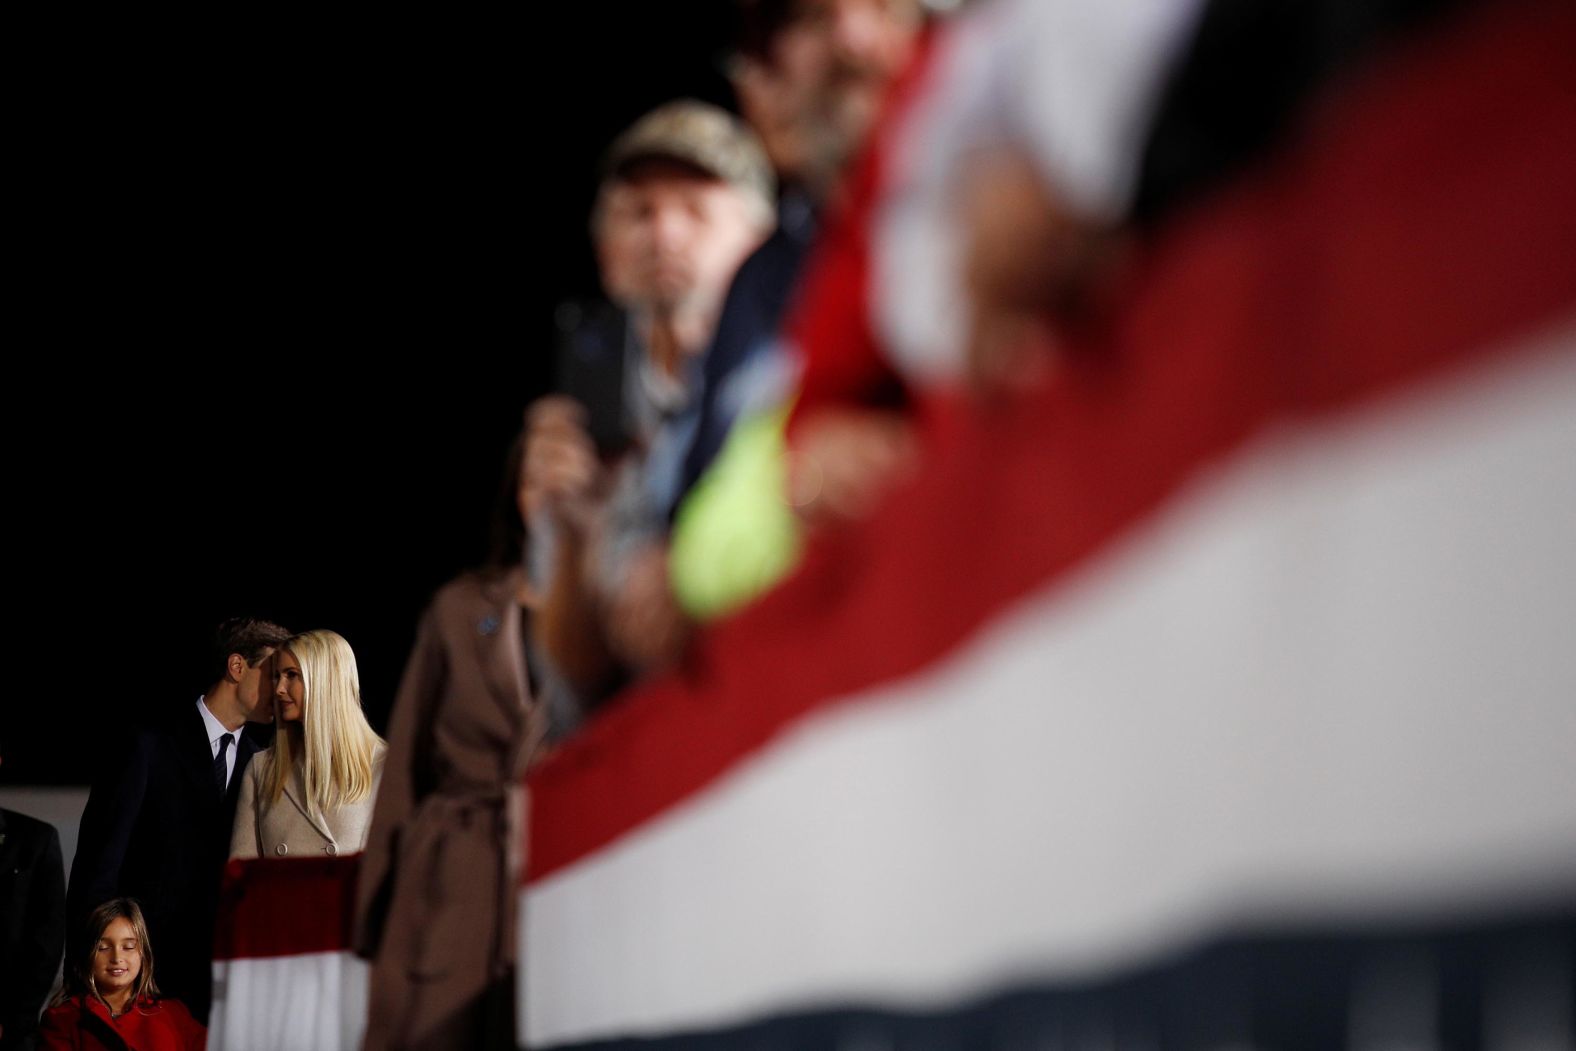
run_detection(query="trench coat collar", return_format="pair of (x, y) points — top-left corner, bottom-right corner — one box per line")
(281, 760), (337, 846)
(474, 567), (533, 741)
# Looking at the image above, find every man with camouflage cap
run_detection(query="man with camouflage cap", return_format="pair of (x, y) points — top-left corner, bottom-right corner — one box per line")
(547, 100), (775, 466)
(526, 100), (774, 706)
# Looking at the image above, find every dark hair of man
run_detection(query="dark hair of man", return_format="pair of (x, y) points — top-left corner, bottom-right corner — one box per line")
(210, 617), (291, 682)
(735, 0), (798, 63)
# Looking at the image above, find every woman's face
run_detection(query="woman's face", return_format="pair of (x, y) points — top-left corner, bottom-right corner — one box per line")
(275, 650), (305, 723)
(92, 916), (141, 999)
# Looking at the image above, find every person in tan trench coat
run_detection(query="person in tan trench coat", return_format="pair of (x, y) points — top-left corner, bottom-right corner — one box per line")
(354, 428), (568, 1051)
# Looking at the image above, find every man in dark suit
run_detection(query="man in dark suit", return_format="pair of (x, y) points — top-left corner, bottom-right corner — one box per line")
(0, 737), (67, 1051)
(67, 617), (289, 1024)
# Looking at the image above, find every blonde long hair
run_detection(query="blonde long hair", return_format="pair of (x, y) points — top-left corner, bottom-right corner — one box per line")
(263, 630), (384, 813)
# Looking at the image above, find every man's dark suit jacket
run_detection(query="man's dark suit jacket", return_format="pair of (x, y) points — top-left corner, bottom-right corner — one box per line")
(0, 807), (66, 1051)
(66, 704), (262, 1025)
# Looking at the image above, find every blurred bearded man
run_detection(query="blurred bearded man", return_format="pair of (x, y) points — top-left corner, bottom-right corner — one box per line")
(530, 102), (775, 705)
(551, 101), (776, 467)
(732, 0), (922, 195)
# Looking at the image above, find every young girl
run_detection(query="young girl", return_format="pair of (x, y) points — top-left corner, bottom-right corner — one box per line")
(38, 898), (205, 1050)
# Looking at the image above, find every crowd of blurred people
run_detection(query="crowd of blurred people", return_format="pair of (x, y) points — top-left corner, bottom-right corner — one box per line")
(4, 0), (1567, 1047)
(520, 0), (1471, 704)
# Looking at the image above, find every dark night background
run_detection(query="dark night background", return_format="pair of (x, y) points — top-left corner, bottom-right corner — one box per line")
(8, 7), (739, 784)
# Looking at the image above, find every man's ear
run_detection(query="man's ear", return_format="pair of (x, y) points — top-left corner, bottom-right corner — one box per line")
(226, 652), (248, 683)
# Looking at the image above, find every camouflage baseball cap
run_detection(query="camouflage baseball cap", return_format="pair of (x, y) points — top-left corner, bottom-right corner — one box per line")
(602, 99), (775, 216)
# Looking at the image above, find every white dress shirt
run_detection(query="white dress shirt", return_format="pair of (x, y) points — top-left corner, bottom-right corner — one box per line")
(197, 696), (241, 789)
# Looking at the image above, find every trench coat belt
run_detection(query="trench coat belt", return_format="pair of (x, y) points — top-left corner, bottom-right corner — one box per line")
(402, 785), (524, 979)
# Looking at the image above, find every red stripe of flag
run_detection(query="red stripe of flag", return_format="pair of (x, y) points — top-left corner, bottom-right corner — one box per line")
(213, 856), (361, 960)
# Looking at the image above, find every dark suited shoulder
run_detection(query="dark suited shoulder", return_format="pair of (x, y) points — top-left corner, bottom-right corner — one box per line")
(0, 807), (60, 858)
(65, 724), (160, 924)
(0, 807), (66, 1049)
(0, 809), (63, 885)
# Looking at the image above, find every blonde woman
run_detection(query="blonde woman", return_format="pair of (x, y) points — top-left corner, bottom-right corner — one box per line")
(230, 630), (386, 859)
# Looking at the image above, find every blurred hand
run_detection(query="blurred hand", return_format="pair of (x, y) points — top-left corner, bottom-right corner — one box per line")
(605, 543), (692, 672)
(522, 396), (602, 530)
(960, 146), (1112, 399)
(788, 407), (919, 527)
(966, 309), (1058, 402)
